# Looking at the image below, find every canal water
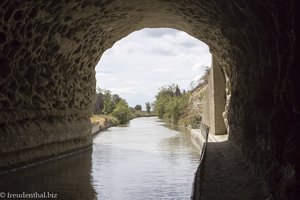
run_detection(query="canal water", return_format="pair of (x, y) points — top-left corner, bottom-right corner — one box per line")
(0, 117), (200, 200)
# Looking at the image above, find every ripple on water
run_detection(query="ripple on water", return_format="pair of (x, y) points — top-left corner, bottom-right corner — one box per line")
(0, 117), (199, 200)
(91, 117), (200, 200)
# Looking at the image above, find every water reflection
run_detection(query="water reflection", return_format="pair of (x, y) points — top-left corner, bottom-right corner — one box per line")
(92, 117), (199, 200)
(0, 117), (199, 200)
(0, 149), (96, 200)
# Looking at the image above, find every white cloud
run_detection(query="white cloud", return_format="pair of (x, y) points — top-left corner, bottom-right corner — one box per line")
(109, 87), (137, 95)
(192, 63), (202, 71)
(154, 67), (172, 72)
(95, 28), (211, 108)
(192, 62), (210, 71)
(96, 72), (111, 77)
(192, 75), (202, 82)
(124, 80), (140, 84)
(107, 78), (119, 82)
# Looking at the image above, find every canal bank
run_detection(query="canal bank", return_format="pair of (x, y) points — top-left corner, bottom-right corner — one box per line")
(190, 128), (228, 152)
(91, 115), (221, 155)
(91, 114), (157, 136)
(91, 117), (117, 136)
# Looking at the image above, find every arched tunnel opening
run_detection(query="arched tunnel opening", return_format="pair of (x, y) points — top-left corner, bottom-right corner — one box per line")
(0, 1), (298, 200)
(94, 27), (212, 114)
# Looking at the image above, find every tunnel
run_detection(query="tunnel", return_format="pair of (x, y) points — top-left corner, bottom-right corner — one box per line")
(0, 0), (298, 199)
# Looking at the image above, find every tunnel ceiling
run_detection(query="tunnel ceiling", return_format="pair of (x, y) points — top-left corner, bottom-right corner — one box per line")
(0, 0), (297, 199)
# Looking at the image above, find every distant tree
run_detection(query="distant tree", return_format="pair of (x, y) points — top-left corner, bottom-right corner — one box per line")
(102, 90), (115, 114)
(174, 85), (181, 96)
(112, 94), (121, 105)
(200, 67), (210, 84)
(145, 102), (151, 114)
(156, 85), (174, 98)
(153, 84), (190, 122)
(94, 92), (104, 114)
(153, 86), (173, 117)
(189, 66), (211, 90)
(96, 87), (102, 94)
(135, 104), (142, 111)
(111, 99), (131, 124)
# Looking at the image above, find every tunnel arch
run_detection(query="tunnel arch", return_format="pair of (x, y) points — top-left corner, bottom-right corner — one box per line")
(0, 1), (297, 199)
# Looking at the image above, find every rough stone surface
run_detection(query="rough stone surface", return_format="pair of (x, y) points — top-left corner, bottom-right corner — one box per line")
(201, 141), (268, 200)
(0, 0), (298, 199)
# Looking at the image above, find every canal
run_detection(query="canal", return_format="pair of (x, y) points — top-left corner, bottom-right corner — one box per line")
(0, 117), (200, 200)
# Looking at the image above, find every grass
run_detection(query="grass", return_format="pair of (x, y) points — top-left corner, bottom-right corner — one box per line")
(90, 115), (119, 126)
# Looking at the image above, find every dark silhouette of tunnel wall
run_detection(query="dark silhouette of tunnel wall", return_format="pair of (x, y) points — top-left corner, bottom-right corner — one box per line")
(0, 0), (298, 199)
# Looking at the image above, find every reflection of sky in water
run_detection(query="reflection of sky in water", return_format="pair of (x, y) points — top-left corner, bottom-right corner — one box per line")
(0, 117), (199, 200)
(92, 117), (199, 200)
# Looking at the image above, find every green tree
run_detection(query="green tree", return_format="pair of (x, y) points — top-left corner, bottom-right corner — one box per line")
(135, 104), (142, 111)
(145, 102), (151, 114)
(174, 85), (181, 96)
(112, 94), (121, 105)
(153, 84), (190, 123)
(102, 90), (115, 114)
(165, 94), (189, 123)
(111, 99), (131, 124)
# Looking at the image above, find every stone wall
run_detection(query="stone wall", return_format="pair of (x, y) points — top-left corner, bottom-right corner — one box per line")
(202, 55), (226, 135)
(0, 0), (298, 199)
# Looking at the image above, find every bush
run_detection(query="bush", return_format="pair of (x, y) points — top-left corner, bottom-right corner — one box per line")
(102, 90), (115, 114)
(111, 100), (131, 124)
(135, 104), (142, 111)
(153, 84), (189, 123)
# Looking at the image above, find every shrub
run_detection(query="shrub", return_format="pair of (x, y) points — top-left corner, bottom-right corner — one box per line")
(153, 84), (189, 123)
(135, 104), (142, 111)
(111, 100), (131, 124)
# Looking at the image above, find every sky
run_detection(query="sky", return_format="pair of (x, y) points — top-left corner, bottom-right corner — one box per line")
(95, 28), (211, 109)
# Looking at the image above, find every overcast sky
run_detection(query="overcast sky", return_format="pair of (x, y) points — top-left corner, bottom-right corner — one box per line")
(95, 28), (211, 109)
